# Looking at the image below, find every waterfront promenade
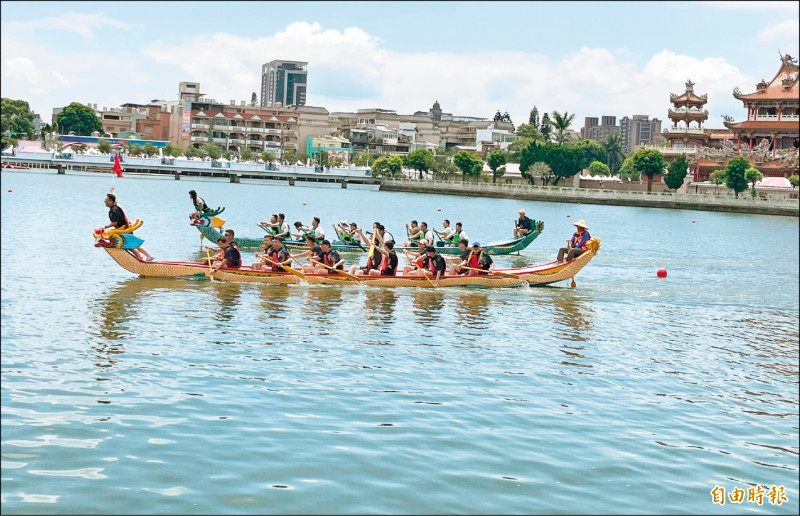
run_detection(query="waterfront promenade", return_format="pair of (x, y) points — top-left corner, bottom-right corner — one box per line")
(2, 151), (797, 216)
(380, 178), (799, 217)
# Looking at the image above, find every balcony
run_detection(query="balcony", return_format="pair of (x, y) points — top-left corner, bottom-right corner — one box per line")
(191, 123), (209, 130)
(265, 141), (281, 147)
(190, 136), (207, 142)
(265, 128), (282, 134)
(665, 127), (704, 135)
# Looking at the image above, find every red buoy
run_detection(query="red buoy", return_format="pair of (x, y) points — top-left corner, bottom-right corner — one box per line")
(692, 220), (695, 223)
(566, 214), (570, 218)
(7, 190), (11, 192)
(437, 208), (441, 211)
(657, 268), (668, 278)
(302, 202), (306, 205)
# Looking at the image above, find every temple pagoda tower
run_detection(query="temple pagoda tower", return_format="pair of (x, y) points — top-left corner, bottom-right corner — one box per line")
(724, 53), (799, 156)
(665, 79), (710, 150)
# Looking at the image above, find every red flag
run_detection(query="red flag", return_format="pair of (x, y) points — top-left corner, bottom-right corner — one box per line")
(113, 153), (124, 177)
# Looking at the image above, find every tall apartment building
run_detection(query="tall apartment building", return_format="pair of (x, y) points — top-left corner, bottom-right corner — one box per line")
(620, 114), (662, 152)
(580, 116), (620, 142)
(260, 60), (308, 108)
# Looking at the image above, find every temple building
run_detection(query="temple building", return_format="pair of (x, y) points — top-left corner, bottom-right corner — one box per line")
(665, 79), (710, 151)
(693, 54), (799, 181)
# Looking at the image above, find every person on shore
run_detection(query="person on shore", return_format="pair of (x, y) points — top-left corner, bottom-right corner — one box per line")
(189, 189), (209, 213)
(514, 209), (532, 238)
(446, 239), (472, 275)
(251, 234), (274, 270)
(557, 219), (591, 262)
(102, 190), (154, 261)
(210, 238), (241, 272)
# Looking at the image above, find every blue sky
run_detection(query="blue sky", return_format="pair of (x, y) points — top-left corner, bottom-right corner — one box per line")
(2, 1), (798, 131)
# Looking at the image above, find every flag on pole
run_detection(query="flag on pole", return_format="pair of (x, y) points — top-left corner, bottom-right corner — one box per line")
(113, 153), (124, 177)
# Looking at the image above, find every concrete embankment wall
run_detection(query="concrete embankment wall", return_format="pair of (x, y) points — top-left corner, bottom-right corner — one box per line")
(380, 180), (799, 217)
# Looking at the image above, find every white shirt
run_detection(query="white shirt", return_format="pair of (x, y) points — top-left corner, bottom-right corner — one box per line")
(440, 227), (455, 240)
(457, 230), (469, 241)
(314, 225), (325, 239)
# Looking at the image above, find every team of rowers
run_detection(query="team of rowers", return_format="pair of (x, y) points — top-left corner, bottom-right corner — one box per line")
(205, 225), (495, 279)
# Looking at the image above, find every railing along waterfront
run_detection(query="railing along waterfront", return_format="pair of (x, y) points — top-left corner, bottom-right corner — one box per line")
(1, 152), (376, 182)
(380, 178), (799, 216)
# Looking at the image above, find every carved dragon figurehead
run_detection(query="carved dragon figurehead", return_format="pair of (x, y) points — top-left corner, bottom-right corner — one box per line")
(94, 219), (146, 249)
(189, 206), (226, 228)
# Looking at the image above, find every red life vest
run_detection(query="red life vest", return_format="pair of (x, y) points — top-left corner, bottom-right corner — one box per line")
(468, 251), (480, 269)
(379, 253), (388, 271)
(571, 231), (587, 250)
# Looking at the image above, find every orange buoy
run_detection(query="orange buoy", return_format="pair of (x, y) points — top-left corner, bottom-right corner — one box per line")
(657, 268), (667, 278)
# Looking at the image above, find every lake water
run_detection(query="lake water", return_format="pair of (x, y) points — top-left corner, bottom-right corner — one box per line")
(1, 169), (798, 515)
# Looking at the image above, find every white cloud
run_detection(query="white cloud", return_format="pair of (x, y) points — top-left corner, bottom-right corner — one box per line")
(7, 12), (130, 39)
(759, 19), (800, 41)
(1, 21), (758, 131)
(703, 1), (800, 11)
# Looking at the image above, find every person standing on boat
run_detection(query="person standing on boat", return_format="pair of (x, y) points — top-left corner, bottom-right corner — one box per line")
(557, 219), (591, 262)
(211, 238), (241, 272)
(102, 190), (154, 262)
(314, 240), (344, 274)
(514, 209), (532, 238)
(189, 190), (209, 214)
(433, 219), (456, 246)
(251, 234), (274, 270)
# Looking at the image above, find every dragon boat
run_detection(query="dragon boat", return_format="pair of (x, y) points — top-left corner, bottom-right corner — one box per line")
(190, 209), (544, 256)
(97, 222), (600, 288)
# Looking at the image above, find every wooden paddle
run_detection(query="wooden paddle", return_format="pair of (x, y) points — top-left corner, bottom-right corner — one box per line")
(403, 250), (436, 288)
(310, 259), (361, 280)
(261, 254), (306, 279)
(461, 266), (520, 279)
(205, 246), (215, 281)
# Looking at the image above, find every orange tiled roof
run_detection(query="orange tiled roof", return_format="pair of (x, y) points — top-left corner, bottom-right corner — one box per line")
(727, 121), (800, 129)
(735, 61), (799, 100)
(671, 92), (706, 103)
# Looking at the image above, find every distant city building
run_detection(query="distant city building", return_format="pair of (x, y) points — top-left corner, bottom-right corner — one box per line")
(260, 60), (308, 108)
(620, 114), (662, 152)
(580, 116), (619, 142)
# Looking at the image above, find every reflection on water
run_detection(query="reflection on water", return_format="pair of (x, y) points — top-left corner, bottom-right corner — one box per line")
(302, 286), (345, 331)
(454, 291), (490, 333)
(410, 289), (445, 326)
(548, 290), (595, 341)
(363, 289), (398, 322)
(211, 282), (244, 322)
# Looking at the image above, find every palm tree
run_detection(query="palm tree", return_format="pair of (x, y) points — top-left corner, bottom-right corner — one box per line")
(603, 134), (625, 173)
(551, 110), (576, 146)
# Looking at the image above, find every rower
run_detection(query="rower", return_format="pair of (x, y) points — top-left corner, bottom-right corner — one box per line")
(403, 220), (423, 247)
(314, 240), (344, 274)
(251, 234), (274, 270)
(262, 237), (292, 272)
(433, 219), (456, 246)
(364, 229), (398, 277)
(409, 246), (446, 280)
(465, 242), (493, 275)
(402, 239), (429, 275)
(446, 239), (471, 275)
(292, 234), (324, 274)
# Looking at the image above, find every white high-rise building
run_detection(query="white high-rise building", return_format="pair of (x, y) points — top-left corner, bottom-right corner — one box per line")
(260, 60), (308, 108)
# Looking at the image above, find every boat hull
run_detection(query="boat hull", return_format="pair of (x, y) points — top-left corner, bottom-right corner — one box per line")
(100, 237), (600, 288)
